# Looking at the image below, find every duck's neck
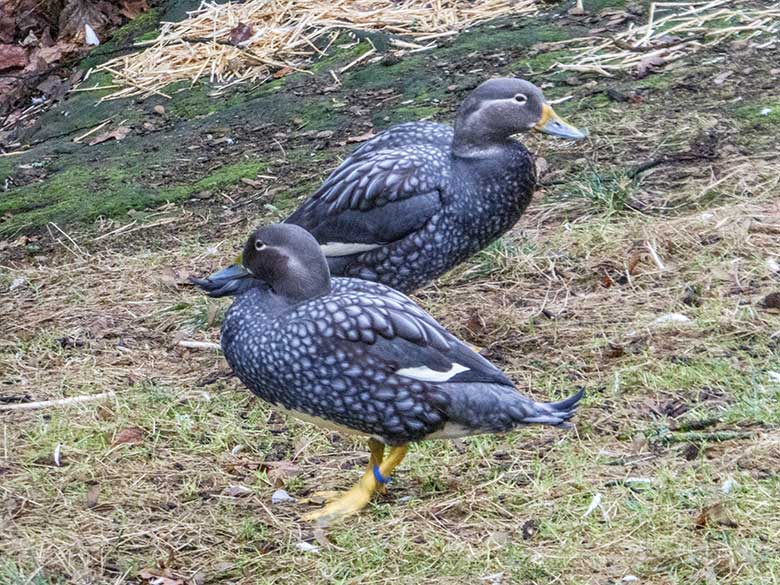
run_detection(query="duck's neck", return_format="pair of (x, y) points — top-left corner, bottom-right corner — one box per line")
(451, 112), (513, 158)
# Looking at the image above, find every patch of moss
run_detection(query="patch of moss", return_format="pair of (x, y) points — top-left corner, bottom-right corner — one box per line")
(310, 39), (373, 74)
(512, 49), (571, 75)
(582, 0), (628, 11)
(378, 104), (441, 125)
(289, 99), (346, 131)
(0, 158), (269, 235)
(112, 9), (161, 46)
(733, 100), (780, 126)
(191, 160), (268, 191)
(165, 81), (224, 119)
(450, 21), (570, 54)
(637, 72), (676, 89)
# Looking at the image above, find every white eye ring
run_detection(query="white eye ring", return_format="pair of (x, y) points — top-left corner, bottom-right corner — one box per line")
(514, 93), (528, 104)
(254, 240), (266, 251)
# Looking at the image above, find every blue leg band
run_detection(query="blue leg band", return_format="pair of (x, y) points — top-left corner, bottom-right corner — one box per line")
(373, 465), (391, 484)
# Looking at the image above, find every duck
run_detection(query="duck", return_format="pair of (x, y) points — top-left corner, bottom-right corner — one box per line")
(193, 77), (586, 297)
(199, 223), (584, 525)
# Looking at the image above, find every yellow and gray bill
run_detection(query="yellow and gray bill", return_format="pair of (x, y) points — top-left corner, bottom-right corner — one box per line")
(534, 104), (588, 140)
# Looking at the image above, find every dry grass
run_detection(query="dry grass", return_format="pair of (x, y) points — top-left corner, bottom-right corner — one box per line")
(2, 167), (779, 584)
(90, 0), (538, 100)
(556, 0), (780, 77)
(3, 5), (780, 583)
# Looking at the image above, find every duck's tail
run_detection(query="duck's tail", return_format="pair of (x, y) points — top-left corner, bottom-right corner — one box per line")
(438, 384), (584, 436)
(518, 387), (585, 428)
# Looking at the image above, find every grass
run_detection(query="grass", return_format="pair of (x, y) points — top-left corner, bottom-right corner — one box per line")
(3, 4), (780, 585)
(568, 169), (638, 213)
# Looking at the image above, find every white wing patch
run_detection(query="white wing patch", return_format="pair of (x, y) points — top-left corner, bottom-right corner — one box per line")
(320, 242), (381, 257)
(395, 362), (469, 382)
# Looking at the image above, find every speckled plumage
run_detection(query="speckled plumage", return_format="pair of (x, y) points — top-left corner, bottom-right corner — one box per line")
(285, 118), (536, 293)
(217, 225), (583, 446)
(193, 79), (585, 300)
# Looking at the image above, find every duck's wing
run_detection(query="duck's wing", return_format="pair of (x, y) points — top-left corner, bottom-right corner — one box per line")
(326, 280), (514, 388)
(285, 143), (449, 256)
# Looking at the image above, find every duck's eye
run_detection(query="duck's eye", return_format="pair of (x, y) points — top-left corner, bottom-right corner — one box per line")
(514, 94), (528, 105)
(254, 239), (266, 251)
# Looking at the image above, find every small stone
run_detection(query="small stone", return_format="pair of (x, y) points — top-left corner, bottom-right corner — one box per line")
(271, 488), (295, 504)
(9, 277), (26, 290)
(153, 104), (165, 115)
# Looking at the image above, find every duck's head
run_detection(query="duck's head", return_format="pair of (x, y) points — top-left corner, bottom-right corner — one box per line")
(190, 224), (331, 301)
(243, 224), (331, 301)
(453, 77), (586, 154)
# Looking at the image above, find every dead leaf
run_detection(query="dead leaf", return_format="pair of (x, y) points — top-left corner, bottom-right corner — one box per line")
(713, 70), (733, 86)
(761, 292), (780, 310)
(223, 484), (253, 497)
(37, 75), (70, 99)
(273, 66), (293, 79)
(347, 129), (375, 143)
(534, 156), (549, 178)
(86, 484), (100, 508)
(240, 177), (264, 188)
(0, 45), (28, 72)
(158, 267), (190, 288)
(627, 251), (642, 275)
(266, 460), (300, 487)
(636, 54), (666, 79)
(694, 502), (737, 529)
(58, 0), (121, 43)
(138, 568), (184, 585)
(119, 0), (149, 19)
(0, 11), (14, 44)
(228, 22), (253, 46)
(113, 427), (144, 446)
(88, 126), (130, 146)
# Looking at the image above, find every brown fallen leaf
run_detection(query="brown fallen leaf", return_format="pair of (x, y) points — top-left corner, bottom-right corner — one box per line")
(58, 0), (120, 44)
(627, 251), (642, 275)
(266, 460), (301, 488)
(158, 267), (190, 288)
(119, 0), (149, 19)
(0, 45), (28, 71)
(694, 502), (737, 529)
(113, 427), (144, 446)
(89, 126), (130, 146)
(229, 22), (253, 46)
(761, 292), (780, 310)
(713, 70), (734, 86)
(86, 484), (100, 508)
(223, 484), (253, 497)
(0, 10), (14, 44)
(347, 129), (376, 144)
(138, 568), (184, 585)
(273, 66), (293, 79)
(636, 54), (666, 79)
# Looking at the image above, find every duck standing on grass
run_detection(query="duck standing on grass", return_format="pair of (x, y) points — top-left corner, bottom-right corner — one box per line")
(193, 224), (583, 525)
(195, 77), (586, 297)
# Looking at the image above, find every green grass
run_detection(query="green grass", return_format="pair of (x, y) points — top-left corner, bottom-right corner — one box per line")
(568, 169), (638, 213)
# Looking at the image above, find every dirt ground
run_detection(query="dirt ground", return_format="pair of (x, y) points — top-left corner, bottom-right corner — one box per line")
(2, 1), (780, 584)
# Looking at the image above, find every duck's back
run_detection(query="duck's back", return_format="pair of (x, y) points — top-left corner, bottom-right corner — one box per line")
(348, 121), (453, 156)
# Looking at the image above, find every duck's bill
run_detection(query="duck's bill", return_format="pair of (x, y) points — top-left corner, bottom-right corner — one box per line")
(534, 104), (588, 140)
(189, 263), (254, 297)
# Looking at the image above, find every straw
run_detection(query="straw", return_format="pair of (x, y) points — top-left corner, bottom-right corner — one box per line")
(92, 0), (538, 100)
(556, 1), (780, 77)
